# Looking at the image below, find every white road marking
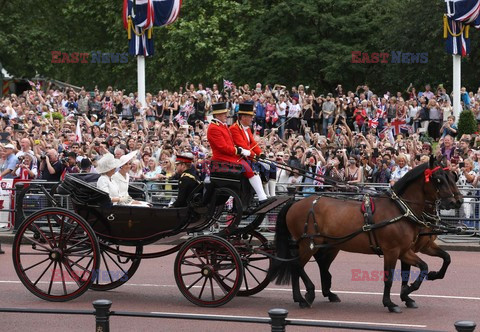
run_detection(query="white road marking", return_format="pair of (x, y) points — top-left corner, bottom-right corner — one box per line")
(2, 280), (480, 301)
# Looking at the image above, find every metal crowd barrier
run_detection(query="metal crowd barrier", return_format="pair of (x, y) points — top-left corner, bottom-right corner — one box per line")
(0, 299), (476, 332)
(3, 180), (480, 238)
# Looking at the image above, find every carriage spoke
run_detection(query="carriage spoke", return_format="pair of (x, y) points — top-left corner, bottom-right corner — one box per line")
(58, 262), (68, 295)
(23, 234), (52, 252)
(245, 266), (262, 284)
(30, 222), (55, 249)
(100, 251), (114, 283)
(64, 237), (91, 253)
(33, 260), (54, 287)
(246, 264), (268, 274)
(62, 261), (84, 288)
(63, 223), (80, 244)
(23, 257), (51, 272)
(215, 268), (237, 285)
(46, 215), (57, 248)
(209, 277), (216, 300)
(64, 256), (92, 274)
(19, 251), (51, 255)
(186, 275), (204, 291)
(181, 259), (203, 267)
(191, 248), (206, 265)
(180, 271), (203, 277)
(77, 256), (94, 283)
(103, 250), (128, 276)
(47, 261), (58, 295)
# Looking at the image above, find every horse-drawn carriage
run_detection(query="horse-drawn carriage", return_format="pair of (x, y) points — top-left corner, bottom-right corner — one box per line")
(12, 157), (466, 312)
(12, 162), (289, 307)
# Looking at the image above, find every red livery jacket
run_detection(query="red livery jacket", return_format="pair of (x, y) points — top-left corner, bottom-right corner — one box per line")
(207, 119), (240, 164)
(229, 121), (262, 161)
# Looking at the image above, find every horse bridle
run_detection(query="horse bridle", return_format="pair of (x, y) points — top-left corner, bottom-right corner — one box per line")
(425, 166), (456, 204)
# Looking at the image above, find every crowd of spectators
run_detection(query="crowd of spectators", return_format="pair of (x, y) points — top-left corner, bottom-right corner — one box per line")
(1, 81), (480, 215)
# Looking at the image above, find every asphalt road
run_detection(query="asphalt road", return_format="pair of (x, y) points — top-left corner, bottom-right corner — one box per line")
(0, 243), (479, 332)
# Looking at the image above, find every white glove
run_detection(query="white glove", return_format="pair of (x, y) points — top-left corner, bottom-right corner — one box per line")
(241, 148), (251, 157)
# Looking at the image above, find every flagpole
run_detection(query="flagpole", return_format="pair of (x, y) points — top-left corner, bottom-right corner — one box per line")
(137, 55), (146, 108)
(452, 54), (461, 121)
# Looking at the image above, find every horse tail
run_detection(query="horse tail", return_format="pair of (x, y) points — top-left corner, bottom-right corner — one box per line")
(268, 199), (296, 285)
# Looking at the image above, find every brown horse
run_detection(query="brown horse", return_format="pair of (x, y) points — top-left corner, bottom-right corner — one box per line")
(397, 169), (462, 308)
(269, 158), (462, 313)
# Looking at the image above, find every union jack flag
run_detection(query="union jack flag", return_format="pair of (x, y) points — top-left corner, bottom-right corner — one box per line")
(123, 0), (182, 56)
(368, 118), (379, 129)
(445, 0), (480, 56)
(174, 113), (186, 125)
(390, 118), (406, 136)
(379, 126), (395, 144)
(223, 79), (233, 90)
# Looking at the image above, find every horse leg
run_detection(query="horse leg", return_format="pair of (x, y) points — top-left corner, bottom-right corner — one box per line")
(313, 248), (341, 302)
(399, 250), (429, 309)
(298, 267), (315, 306)
(421, 243), (451, 281)
(400, 261), (418, 309)
(383, 252), (401, 313)
(291, 266), (310, 308)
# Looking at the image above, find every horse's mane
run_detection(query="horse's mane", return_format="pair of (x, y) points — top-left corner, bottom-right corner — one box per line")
(392, 163), (428, 195)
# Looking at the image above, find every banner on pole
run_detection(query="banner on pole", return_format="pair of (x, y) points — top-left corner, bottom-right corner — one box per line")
(123, 0), (182, 56)
(444, 0), (480, 56)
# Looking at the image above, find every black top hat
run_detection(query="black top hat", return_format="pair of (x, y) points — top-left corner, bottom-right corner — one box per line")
(211, 102), (228, 115)
(237, 103), (254, 115)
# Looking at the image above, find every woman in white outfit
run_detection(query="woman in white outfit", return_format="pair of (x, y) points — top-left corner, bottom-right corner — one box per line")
(112, 151), (151, 207)
(96, 153), (124, 204)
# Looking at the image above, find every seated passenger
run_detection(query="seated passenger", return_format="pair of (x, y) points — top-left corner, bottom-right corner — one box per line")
(96, 153), (123, 204)
(172, 153), (199, 208)
(112, 151), (150, 207)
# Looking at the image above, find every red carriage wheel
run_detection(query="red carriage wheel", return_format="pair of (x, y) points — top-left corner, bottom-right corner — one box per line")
(235, 231), (272, 296)
(89, 241), (142, 291)
(174, 235), (243, 307)
(12, 208), (100, 301)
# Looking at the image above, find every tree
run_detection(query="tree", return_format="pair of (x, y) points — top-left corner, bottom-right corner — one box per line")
(2, 0), (480, 94)
(457, 110), (477, 138)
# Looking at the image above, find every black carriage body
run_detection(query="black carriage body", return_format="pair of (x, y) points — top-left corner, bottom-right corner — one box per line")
(57, 174), (210, 246)
(207, 161), (254, 209)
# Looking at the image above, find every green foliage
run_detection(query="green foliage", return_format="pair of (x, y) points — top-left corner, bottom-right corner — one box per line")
(50, 112), (64, 121)
(1, 0), (480, 93)
(457, 110), (478, 138)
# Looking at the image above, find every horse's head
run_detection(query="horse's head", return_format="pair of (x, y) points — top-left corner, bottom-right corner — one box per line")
(424, 155), (463, 210)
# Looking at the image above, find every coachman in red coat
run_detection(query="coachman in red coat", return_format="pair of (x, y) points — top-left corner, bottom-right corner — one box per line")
(207, 102), (271, 205)
(229, 103), (263, 161)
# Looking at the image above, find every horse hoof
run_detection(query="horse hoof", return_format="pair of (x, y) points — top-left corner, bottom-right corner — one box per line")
(299, 301), (311, 309)
(304, 292), (315, 306)
(405, 301), (418, 309)
(328, 294), (341, 303)
(388, 306), (402, 313)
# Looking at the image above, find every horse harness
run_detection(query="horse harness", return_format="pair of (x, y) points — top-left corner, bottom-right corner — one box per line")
(300, 189), (443, 256)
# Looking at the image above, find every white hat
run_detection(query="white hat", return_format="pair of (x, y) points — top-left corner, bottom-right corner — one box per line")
(96, 153), (121, 174)
(118, 150), (138, 168)
(4, 144), (15, 149)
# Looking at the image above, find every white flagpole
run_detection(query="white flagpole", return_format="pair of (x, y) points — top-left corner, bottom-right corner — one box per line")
(137, 55), (146, 108)
(452, 54), (461, 121)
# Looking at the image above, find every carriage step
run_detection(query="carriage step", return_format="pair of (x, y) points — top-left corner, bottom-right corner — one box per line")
(254, 196), (291, 214)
